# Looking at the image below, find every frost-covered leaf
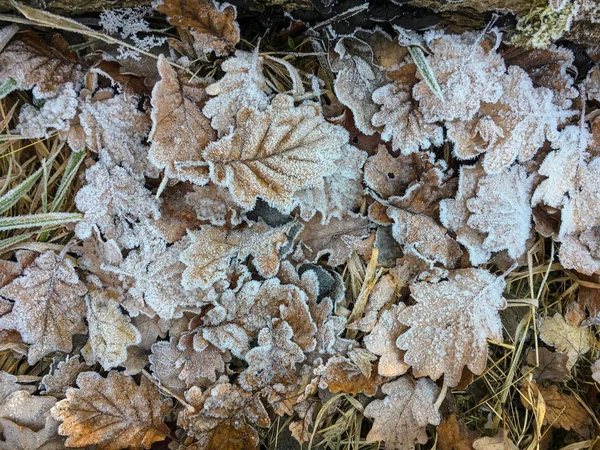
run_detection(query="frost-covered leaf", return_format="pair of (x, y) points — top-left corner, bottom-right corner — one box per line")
(364, 376), (441, 450)
(318, 355), (383, 396)
(175, 333), (227, 386)
(0, 372), (35, 403)
(81, 288), (141, 370)
(293, 144), (367, 224)
(397, 268), (507, 386)
(447, 66), (570, 174)
(539, 313), (593, 369)
(17, 84), (78, 138)
(203, 50), (270, 136)
(181, 221), (296, 289)
(74, 162), (160, 248)
(153, 183), (202, 243)
(348, 274), (396, 332)
(149, 55), (215, 184)
(364, 304), (409, 377)
(372, 64), (443, 154)
(156, 0), (239, 56)
(558, 228), (600, 275)
(532, 125), (585, 209)
(294, 213), (370, 267)
(40, 356), (88, 399)
(239, 320), (304, 390)
(561, 157), (600, 237)
(185, 184), (246, 227)
(51, 371), (170, 450)
(503, 44), (577, 109)
(0, 251), (87, 364)
(177, 382), (270, 450)
(203, 94), (348, 212)
(331, 29), (401, 135)
(0, 416), (61, 450)
(441, 164), (533, 265)
(0, 250), (37, 289)
(413, 30), (504, 123)
(388, 207), (461, 269)
(0, 31), (83, 98)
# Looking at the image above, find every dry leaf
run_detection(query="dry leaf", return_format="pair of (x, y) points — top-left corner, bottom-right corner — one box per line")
(52, 371), (171, 450)
(472, 433), (519, 450)
(561, 157), (600, 237)
(520, 380), (592, 438)
(294, 213), (370, 267)
(177, 382), (270, 450)
(81, 288), (141, 370)
(558, 228), (600, 276)
(149, 55), (216, 184)
(153, 183), (202, 243)
(437, 414), (478, 450)
(0, 251), (87, 364)
(318, 355), (383, 396)
(525, 348), (571, 382)
(185, 184), (246, 227)
(202, 94), (348, 213)
(0, 31), (83, 98)
(0, 372), (35, 403)
(156, 0), (240, 56)
(539, 313), (593, 369)
(348, 274), (397, 333)
(364, 304), (410, 377)
(397, 268), (507, 386)
(181, 221), (295, 289)
(40, 356), (88, 399)
(364, 376), (441, 450)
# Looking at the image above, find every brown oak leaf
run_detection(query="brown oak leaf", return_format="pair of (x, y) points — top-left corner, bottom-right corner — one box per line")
(51, 371), (171, 450)
(149, 55), (216, 184)
(524, 348), (571, 382)
(539, 313), (593, 369)
(40, 356), (88, 399)
(318, 355), (384, 396)
(364, 376), (441, 450)
(156, 0), (239, 56)
(0, 251), (87, 364)
(397, 268), (507, 387)
(437, 414), (478, 450)
(178, 382), (270, 450)
(202, 94), (348, 213)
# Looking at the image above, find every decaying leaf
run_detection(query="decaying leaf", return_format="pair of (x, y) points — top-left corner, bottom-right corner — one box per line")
(318, 355), (383, 396)
(397, 268), (507, 386)
(81, 288), (141, 370)
(149, 55), (216, 184)
(177, 382), (270, 450)
(539, 313), (593, 368)
(52, 371), (171, 450)
(472, 433), (519, 450)
(294, 213), (370, 267)
(156, 0), (240, 56)
(561, 157), (600, 237)
(558, 228), (600, 276)
(520, 380), (592, 438)
(364, 376), (441, 450)
(0, 251), (87, 364)
(185, 184), (246, 227)
(40, 356), (89, 399)
(524, 348), (571, 382)
(436, 414), (478, 450)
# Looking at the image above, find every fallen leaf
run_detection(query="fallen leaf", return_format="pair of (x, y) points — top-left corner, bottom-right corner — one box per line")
(437, 414), (478, 450)
(364, 304), (409, 377)
(318, 355), (384, 396)
(524, 348), (571, 382)
(52, 371), (171, 450)
(40, 356), (89, 399)
(539, 313), (593, 369)
(472, 432), (519, 450)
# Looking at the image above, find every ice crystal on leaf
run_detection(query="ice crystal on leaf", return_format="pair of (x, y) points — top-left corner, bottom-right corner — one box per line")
(372, 64), (444, 154)
(0, 252), (87, 365)
(447, 66), (570, 174)
(181, 221), (295, 289)
(203, 50), (270, 136)
(558, 228), (600, 275)
(149, 55), (216, 184)
(364, 376), (441, 450)
(40, 356), (88, 399)
(74, 162), (160, 248)
(81, 287), (141, 371)
(177, 381), (270, 450)
(560, 157), (600, 237)
(0, 31), (83, 99)
(185, 184), (247, 227)
(318, 355), (383, 396)
(239, 320), (305, 390)
(441, 164), (533, 265)
(52, 371), (170, 450)
(413, 30), (505, 123)
(203, 95), (348, 213)
(396, 268), (507, 386)
(156, 0), (240, 57)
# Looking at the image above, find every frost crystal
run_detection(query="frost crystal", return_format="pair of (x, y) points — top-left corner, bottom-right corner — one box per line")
(17, 84), (78, 138)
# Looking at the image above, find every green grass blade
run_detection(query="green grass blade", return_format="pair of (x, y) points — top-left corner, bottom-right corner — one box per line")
(0, 231), (36, 252)
(51, 150), (85, 212)
(0, 212), (83, 232)
(408, 46), (444, 102)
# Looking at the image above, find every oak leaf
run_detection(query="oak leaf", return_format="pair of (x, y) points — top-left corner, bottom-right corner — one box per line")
(202, 94), (348, 213)
(0, 251), (87, 364)
(524, 348), (571, 382)
(149, 55), (216, 184)
(364, 304), (409, 377)
(472, 433), (518, 450)
(318, 355), (383, 396)
(203, 50), (270, 136)
(51, 371), (171, 450)
(437, 414), (478, 450)
(81, 288), (141, 370)
(558, 228), (600, 276)
(561, 157), (600, 237)
(0, 372), (35, 403)
(177, 382), (270, 450)
(185, 184), (246, 227)
(364, 376), (441, 450)
(156, 0), (240, 56)
(40, 356), (88, 399)
(397, 268), (507, 386)
(539, 313), (593, 369)
(348, 274), (397, 333)
(181, 221), (296, 289)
